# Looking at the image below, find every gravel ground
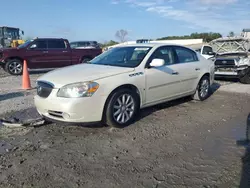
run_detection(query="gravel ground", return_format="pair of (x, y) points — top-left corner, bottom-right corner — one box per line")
(0, 68), (250, 188)
(0, 68), (44, 115)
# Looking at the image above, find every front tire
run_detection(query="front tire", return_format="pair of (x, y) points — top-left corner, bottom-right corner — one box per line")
(192, 75), (211, 101)
(104, 89), (140, 128)
(5, 59), (23, 75)
(239, 69), (250, 84)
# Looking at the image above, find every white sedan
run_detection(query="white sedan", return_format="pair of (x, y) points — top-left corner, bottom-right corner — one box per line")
(34, 43), (214, 127)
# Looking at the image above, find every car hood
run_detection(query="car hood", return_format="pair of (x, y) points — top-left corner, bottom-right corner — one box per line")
(0, 48), (21, 54)
(0, 47), (18, 51)
(37, 64), (135, 88)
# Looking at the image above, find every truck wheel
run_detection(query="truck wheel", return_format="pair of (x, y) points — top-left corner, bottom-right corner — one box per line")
(5, 59), (23, 75)
(81, 57), (91, 63)
(239, 71), (250, 84)
(103, 89), (140, 128)
(192, 75), (211, 101)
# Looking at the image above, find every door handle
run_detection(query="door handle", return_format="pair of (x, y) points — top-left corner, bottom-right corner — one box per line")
(172, 71), (179, 75)
(43, 51), (48, 53)
(62, 51), (68, 53)
(195, 68), (200, 71)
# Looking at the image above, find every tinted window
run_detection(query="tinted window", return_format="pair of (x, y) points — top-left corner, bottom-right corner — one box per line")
(70, 42), (78, 48)
(150, 46), (175, 65)
(48, 40), (66, 49)
(202, 46), (213, 55)
(33, 40), (47, 49)
(175, 47), (198, 63)
(18, 40), (33, 49)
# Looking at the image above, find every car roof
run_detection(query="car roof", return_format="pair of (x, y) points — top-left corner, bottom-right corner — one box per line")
(114, 43), (197, 50)
(33, 37), (67, 40)
(70, 41), (97, 43)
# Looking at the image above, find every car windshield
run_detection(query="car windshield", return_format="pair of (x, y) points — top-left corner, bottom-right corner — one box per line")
(90, 46), (152, 67)
(17, 40), (33, 49)
(70, 42), (78, 48)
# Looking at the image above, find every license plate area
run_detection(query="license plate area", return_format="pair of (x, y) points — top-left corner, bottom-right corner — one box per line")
(215, 67), (237, 72)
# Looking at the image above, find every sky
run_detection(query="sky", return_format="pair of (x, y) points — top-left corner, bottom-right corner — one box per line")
(0, 0), (249, 42)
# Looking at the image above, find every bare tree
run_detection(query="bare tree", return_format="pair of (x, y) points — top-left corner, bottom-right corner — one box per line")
(115, 29), (128, 43)
(228, 31), (235, 37)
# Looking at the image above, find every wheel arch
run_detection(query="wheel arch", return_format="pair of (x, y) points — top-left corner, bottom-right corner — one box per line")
(80, 55), (92, 63)
(5, 56), (24, 63)
(202, 72), (210, 79)
(101, 84), (142, 120)
(199, 72), (211, 84)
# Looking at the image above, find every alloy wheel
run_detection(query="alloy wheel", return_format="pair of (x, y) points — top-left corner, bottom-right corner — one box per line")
(199, 79), (209, 98)
(113, 94), (135, 124)
(8, 61), (22, 74)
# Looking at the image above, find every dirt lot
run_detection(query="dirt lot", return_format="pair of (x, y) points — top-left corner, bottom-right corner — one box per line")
(0, 68), (250, 188)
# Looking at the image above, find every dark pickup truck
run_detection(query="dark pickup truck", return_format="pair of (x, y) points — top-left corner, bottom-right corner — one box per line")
(0, 38), (102, 75)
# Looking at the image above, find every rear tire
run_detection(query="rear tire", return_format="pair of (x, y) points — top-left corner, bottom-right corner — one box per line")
(103, 89), (140, 128)
(192, 75), (211, 101)
(5, 59), (23, 75)
(81, 57), (91, 63)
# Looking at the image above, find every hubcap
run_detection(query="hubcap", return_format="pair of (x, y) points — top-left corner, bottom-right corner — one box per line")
(199, 79), (209, 98)
(9, 61), (22, 74)
(113, 94), (135, 124)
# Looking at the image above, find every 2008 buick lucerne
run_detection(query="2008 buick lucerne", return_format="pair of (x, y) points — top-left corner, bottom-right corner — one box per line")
(34, 43), (215, 127)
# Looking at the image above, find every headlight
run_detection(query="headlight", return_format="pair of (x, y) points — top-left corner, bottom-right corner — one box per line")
(238, 58), (250, 66)
(57, 81), (99, 98)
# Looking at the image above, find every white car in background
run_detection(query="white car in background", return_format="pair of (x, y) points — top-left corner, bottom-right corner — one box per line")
(186, 43), (216, 59)
(34, 43), (214, 128)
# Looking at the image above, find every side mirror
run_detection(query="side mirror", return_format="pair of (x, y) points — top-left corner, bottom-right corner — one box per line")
(21, 31), (24, 35)
(29, 44), (37, 49)
(149, 58), (165, 67)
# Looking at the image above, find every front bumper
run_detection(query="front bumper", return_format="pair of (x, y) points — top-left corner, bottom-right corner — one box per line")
(0, 60), (5, 66)
(214, 66), (249, 77)
(34, 89), (107, 123)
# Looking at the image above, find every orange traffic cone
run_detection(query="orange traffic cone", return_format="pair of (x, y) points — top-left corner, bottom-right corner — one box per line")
(22, 60), (31, 90)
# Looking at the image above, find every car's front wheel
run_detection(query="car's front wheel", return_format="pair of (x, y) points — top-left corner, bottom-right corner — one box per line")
(5, 59), (23, 75)
(192, 75), (211, 101)
(239, 68), (250, 84)
(104, 89), (140, 128)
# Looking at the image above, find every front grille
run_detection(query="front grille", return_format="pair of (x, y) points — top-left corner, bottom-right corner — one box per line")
(214, 59), (236, 67)
(36, 81), (54, 98)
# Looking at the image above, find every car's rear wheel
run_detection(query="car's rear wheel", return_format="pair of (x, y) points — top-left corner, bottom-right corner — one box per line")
(192, 75), (210, 101)
(104, 89), (140, 128)
(81, 57), (91, 64)
(5, 59), (23, 75)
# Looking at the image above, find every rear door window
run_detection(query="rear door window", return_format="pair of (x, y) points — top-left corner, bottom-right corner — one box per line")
(174, 46), (198, 63)
(48, 39), (66, 49)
